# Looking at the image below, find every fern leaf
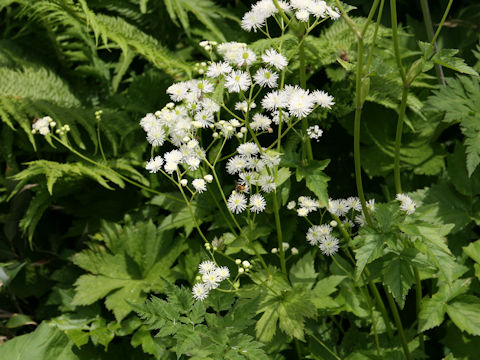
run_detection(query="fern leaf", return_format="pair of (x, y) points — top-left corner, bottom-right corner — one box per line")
(11, 160), (125, 196)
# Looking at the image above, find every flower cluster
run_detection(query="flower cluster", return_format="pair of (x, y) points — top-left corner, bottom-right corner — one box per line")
(306, 224), (339, 256)
(241, 0), (340, 32)
(396, 193), (416, 215)
(192, 261), (230, 301)
(307, 125), (323, 141)
(31, 116), (55, 135)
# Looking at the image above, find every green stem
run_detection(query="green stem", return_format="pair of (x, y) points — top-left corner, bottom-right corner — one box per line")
(334, 0), (361, 39)
(385, 290), (412, 360)
(427, 0), (454, 56)
(393, 86), (409, 194)
(330, 212), (394, 339)
(390, 0), (406, 83)
(414, 267), (425, 352)
(308, 333), (342, 360)
(365, 0), (385, 73)
(51, 135), (182, 203)
(299, 36), (313, 162)
(272, 191), (287, 275)
(353, 39), (372, 225)
(420, 0), (445, 85)
(209, 167), (270, 275)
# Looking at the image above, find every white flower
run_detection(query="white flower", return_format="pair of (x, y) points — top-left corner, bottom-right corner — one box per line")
(192, 178), (207, 193)
(191, 79), (215, 94)
(146, 127), (166, 147)
(241, 10), (265, 32)
(235, 101), (256, 112)
(261, 48), (288, 70)
(192, 283), (209, 301)
(140, 113), (159, 132)
(312, 90), (335, 109)
(367, 199), (375, 211)
(253, 68), (278, 88)
(194, 110), (214, 128)
(306, 226), (323, 245)
(249, 194), (266, 213)
(242, 260), (251, 268)
(262, 91), (288, 111)
(199, 260), (217, 274)
(215, 266), (230, 281)
(319, 235), (339, 256)
(326, 6), (340, 20)
(164, 150), (183, 164)
(258, 175), (276, 193)
(346, 197), (362, 211)
(167, 82), (189, 102)
(206, 61), (232, 77)
(164, 161), (178, 174)
(328, 198), (348, 216)
(308, 1), (327, 18)
(202, 271), (221, 289)
(235, 48), (257, 67)
(225, 70), (252, 93)
(204, 174), (213, 183)
(238, 171), (258, 186)
(298, 196), (319, 212)
(291, 0), (313, 10)
(226, 155), (248, 174)
(145, 156), (164, 173)
(251, 114), (272, 131)
(271, 110), (290, 124)
(397, 194), (416, 215)
(297, 207), (309, 217)
(185, 156), (202, 171)
(201, 98), (220, 113)
(180, 179), (188, 186)
(227, 192), (248, 214)
(295, 9), (310, 21)
(306, 125), (323, 142)
(32, 116), (54, 135)
(287, 201), (296, 210)
(237, 142), (259, 156)
(246, 157), (265, 172)
(288, 88), (315, 118)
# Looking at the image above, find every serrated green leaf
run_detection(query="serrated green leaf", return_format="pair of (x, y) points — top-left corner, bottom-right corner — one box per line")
(447, 295), (480, 336)
(432, 49), (479, 76)
(354, 231), (384, 279)
(296, 159), (330, 207)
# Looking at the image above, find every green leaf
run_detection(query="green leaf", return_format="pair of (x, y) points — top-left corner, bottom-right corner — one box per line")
(353, 231), (384, 279)
(419, 278), (471, 331)
(425, 76), (480, 175)
(72, 220), (187, 321)
(296, 159), (330, 207)
(382, 253), (415, 309)
(289, 252), (318, 289)
(447, 295), (480, 336)
(463, 240), (480, 264)
(432, 49), (479, 76)
(0, 322), (79, 359)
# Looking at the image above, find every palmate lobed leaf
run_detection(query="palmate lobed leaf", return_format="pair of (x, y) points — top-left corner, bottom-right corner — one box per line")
(72, 220), (187, 322)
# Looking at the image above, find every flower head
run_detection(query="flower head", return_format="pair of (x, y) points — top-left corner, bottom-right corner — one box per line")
(192, 283), (209, 300)
(227, 192), (248, 214)
(145, 156), (164, 173)
(249, 194), (266, 213)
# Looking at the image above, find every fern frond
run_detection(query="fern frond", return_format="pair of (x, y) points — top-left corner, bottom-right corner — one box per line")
(10, 160), (125, 197)
(164, 0), (239, 42)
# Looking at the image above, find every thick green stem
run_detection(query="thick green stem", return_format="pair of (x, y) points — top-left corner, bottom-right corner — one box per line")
(385, 290), (412, 360)
(414, 268), (425, 352)
(353, 39), (372, 225)
(393, 86), (409, 194)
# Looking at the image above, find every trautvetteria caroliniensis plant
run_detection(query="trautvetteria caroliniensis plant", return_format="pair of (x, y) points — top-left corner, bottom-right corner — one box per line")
(3, 0), (480, 359)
